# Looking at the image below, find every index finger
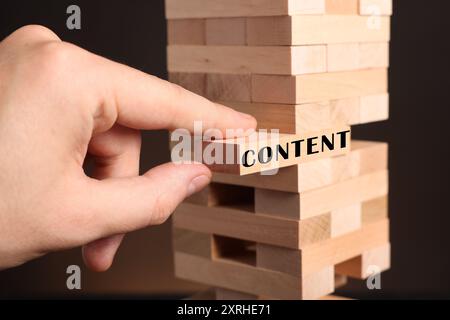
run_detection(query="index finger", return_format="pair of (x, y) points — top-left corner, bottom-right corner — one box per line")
(74, 45), (257, 136)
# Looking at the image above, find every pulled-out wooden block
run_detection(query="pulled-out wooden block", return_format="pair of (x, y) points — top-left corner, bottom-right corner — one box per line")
(254, 170), (387, 220)
(359, 0), (393, 16)
(335, 243), (391, 279)
(167, 19), (205, 45)
(219, 94), (388, 134)
(252, 69), (388, 104)
(326, 0), (358, 14)
(206, 18), (247, 45)
(166, 0), (326, 19)
(212, 140), (388, 193)
(246, 15), (390, 46)
(202, 126), (351, 175)
(174, 219), (389, 298)
(168, 45), (327, 75)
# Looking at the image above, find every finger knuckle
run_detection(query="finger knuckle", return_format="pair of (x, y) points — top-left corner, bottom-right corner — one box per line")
(32, 42), (76, 76)
(5, 25), (60, 44)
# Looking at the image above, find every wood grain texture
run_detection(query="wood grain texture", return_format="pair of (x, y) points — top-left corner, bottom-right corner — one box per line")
(252, 69), (388, 104)
(362, 196), (388, 225)
(206, 74), (252, 102)
(301, 219), (389, 275)
(175, 220), (389, 294)
(246, 15), (390, 46)
(174, 252), (334, 300)
(206, 18), (247, 45)
(216, 95), (388, 134)
(212, 140), (388, 193)
(166, 0), (326, 19)
(172, 228), (213, 258)
(168, 45), (327, 75)
(254, 170), (387, 220)
(167, 19), (205, 45)
(335, 243), (391, 278)
(173, 203), (328, 249)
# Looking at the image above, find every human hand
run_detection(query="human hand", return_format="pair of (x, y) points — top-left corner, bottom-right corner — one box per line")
(0, 26), (256, 271)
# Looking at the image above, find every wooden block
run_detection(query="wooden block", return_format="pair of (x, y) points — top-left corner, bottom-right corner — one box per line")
(246, 15), (390, 46)
(359, 42), (389, 69)
(327, 42), (389, 72)
(206, 18), (246, 45)
(251, 69), (388, 104)
(335, 243), (391, 279)
(329, 97), (361, 125)
(255, 170), (388, 220)
(362, 196), (388, 225)
(221, 101), (300, 134)
(204, 127), (351, 175)
(331, 204), (362, 237)
(254, 220), (388, 276)
(301, 219), (389, 275)
(215, 288), (258, 300)
(221, 96), (385, 134)
(256, 243), (302, 276)
(358, 139), (388, 174)
(212, 140), (388, 192)
(172, 228), (213, 258)
(174, 252), (334, 300)
(167, 19), (205, 45)
(327, 43), (360, 72)
(359, 93), (389, 123)
(168, 45), (327, 75)
(168, 72), (206, 96)
(174, 220), (388, 297)
(206, 74), (251, 102)
(359, 0), (393, 16)
(173, 203), (329, 249)
(326, 0), (358, 14)
(166, 0), (326, 19)
(299, 170), (388, 219)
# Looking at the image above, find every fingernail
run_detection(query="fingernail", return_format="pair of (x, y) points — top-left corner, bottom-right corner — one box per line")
(187, 175), (211, 197)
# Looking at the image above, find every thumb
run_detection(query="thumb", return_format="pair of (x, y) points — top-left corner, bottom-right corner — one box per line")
(80, 162), (211, 240)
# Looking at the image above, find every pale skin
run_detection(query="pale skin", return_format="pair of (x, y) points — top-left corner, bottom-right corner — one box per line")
(0, 26), (256, 271)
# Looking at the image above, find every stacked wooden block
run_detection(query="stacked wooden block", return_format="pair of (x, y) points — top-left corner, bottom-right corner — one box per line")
(166, 0), (392, 300)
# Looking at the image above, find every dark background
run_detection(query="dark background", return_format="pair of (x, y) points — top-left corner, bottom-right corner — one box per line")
(0, 0), (449, 299)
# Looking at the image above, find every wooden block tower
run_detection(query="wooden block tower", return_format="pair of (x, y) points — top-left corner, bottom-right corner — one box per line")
(166, 0), (392, 300)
